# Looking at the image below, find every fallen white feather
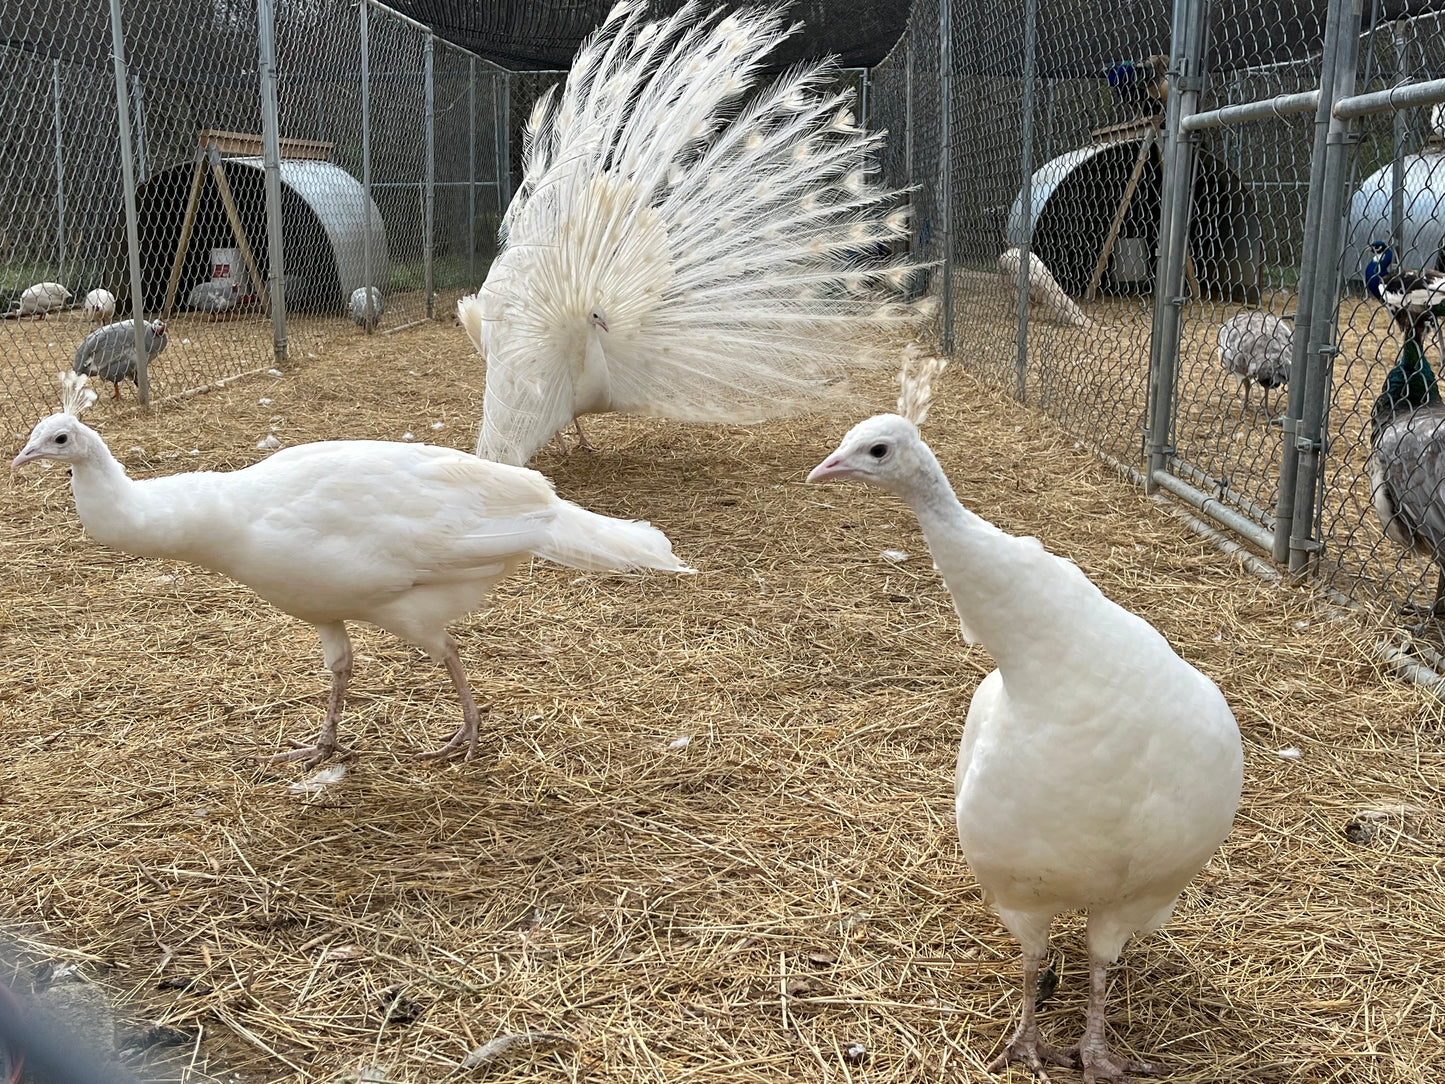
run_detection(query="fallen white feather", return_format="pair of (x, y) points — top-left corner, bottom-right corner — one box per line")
(289, 763), (347, 796)
(460, 1032), (574, 1069)
(1276, 746), (1303, 760)
(257, 434), (281, 450)
(880, 549), (909, 563)
(666, 735), (692, 750)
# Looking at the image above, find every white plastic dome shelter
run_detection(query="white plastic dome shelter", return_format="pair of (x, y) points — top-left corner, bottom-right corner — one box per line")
(1345, 151), (1445, 283)
(127, 157), (390, 313)
(1006, 135), (1263, 301)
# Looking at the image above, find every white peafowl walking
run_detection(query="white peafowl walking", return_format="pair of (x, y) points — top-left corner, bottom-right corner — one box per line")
(458, 0), (930, 467)
(808, 351), (1242, 1083)
(13, 374), (694, 765)
(998, 247), (1093, 328)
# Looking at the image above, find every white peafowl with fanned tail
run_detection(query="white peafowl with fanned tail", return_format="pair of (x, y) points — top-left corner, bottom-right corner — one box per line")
(809, 351), (1242, 1083)
(458, 1), (931, 467)
(13, 374), (693, 765)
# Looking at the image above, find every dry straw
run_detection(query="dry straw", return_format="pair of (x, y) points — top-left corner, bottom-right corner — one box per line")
(0, 318), (1441, 1082)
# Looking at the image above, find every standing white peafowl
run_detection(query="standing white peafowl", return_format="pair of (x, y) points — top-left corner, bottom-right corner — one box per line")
(1216, 311), (1291, 417)
(12, 374), (694, 764)
(83, 289), (116, 325)
(349, 286), (384, 331)
(16, 282), (71, 319)
(997, 247), (1093, 328)
(808, 352), (1242, 1083)
(458, 1), (930, 467)
(72, 319), (167, 400)
(1367, 337), (1445, 619)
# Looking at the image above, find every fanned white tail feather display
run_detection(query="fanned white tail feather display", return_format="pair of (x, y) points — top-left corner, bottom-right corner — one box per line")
(997, 247), (1093, 328)
(460, 1), (933, 466)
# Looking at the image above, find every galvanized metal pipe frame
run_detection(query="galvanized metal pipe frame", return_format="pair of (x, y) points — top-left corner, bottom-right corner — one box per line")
(106, 0), (150, 405)
(1392, 20), (1410, 253)
(1270, 0), (1345, 563)
(1144, 0), (1207, 491)
(52, 60), (65, 286)
(1287, 0), (1362, 578)
(360, 0), (376, 333)
(257, 0), (289, 362)
(469, 57), (477, 283)
(424, 34), (436, 319)
(1181, 90), (1319, 131)
(1013, 0), (1039, 401)
(938, 0), (954, 355)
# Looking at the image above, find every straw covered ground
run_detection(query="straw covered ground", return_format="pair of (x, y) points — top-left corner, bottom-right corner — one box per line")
(2, 319), (1443, 1083)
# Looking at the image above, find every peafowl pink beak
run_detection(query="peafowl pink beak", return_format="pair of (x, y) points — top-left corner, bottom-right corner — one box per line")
(12, 443), (43, 468)
(807, 452), (853, 483)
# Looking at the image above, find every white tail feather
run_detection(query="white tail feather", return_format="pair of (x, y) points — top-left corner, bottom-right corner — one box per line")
(998, 247), (1093, 328)
(535, 502), (696, 574)
(471, 1), (932, 466)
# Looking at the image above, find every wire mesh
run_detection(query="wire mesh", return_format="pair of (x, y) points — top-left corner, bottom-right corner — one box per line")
(1318, 8), (1445, 633)
(869, 0), (1445, 648)
(0, 0), (505, 441)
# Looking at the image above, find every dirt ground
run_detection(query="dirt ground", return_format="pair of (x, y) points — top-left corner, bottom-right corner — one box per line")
(1, 318), (1442, 1083)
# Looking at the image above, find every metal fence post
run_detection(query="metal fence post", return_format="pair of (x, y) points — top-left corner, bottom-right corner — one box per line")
(106, 0), (149, 405)
(1144, 0), (1207, 490)
(1287, 0), (1363, 578)
(360, 0), (375, 332)
(904, 28), (913, 187)
(938, 0), (954, 355)
(859, 68), (871, 131)
(1013, 0), (1039, 402)
(468, 57), (476, 283)
(52, 60), (66, 286)
(1271, 0), (1345, 563)
(131, 73), (149, 184)
(496, 72), (512, 212)
(257, 0), (288, 362)
(424, 33), (435, 319)
(1391, 19), (1410, 249)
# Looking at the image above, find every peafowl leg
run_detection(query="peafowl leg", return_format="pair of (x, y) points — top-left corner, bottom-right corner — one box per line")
(574, 419), (595, 452)
(1058, 956), (1155, 1084)
(986, 949), (1075, 1082)
(416, 636), (485, 762)
(272, 623), (355, 765)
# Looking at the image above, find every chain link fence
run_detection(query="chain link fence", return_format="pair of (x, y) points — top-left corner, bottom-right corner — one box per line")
(0, 0), (508, 441)
(874, 0), (1445, 658)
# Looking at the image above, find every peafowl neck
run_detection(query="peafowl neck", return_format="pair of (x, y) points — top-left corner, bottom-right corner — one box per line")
(573, 326), (613, 415)
(68, 435), (150, 550)
(1366, 246), (1394, 299)
(1373, 338), (1442, 435)
(900, 449), (1063, 675)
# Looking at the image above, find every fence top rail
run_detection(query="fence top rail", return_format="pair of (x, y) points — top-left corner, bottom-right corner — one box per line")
(1181, 90), (1321, 131)
(1334, 76), (1445, 119)
(363, 0), (513, 76)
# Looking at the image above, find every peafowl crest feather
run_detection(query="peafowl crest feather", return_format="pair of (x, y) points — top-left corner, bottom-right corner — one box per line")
(460, 1), (933, 466)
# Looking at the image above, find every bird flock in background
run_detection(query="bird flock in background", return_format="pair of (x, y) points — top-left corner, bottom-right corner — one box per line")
(10, 3), (1268, 1080)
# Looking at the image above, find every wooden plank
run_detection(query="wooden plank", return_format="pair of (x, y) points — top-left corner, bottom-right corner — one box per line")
(162, 155), (207, 319)
(197, 128), (332, 161)
(207, 147), (270, 316)
(1086, 118), (1161, 301)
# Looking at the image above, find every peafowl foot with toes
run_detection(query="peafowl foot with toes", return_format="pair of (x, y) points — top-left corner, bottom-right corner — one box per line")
(986, 1031), (1075, 1082)
(270, 733), (354, 767)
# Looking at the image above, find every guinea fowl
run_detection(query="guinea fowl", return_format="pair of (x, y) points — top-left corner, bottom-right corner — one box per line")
(16, 282), (71, 319)
(83, 288), (116, 325)
(1367, 337), (1445, 618)
(458, 1), (929, 467)
(1216, 311), (1291, 417)
(72, 319), (168, 399)
(12, 374), (694, 764)
(349, 286), (383, 331)
(187, 280), (239, 316)
(808, 354), (1243, 1083)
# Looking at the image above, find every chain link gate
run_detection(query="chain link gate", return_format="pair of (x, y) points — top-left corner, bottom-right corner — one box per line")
(0, 0), (509, 442)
